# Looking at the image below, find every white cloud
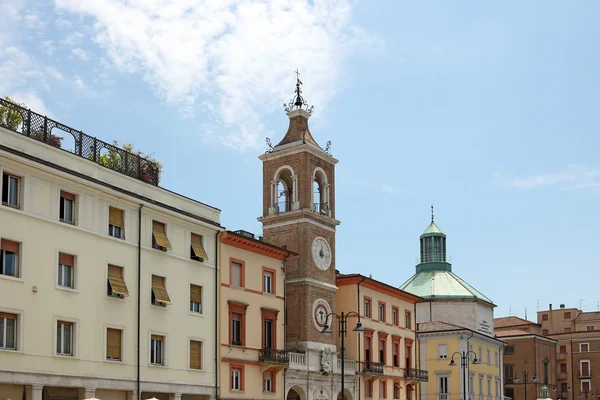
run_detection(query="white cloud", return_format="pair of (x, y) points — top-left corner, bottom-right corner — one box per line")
(71, 48), (89, 61)
(53, 0), (372, 150)
(491, 165), (600, 190)
(41, 40), (55, 55)
(46, 67), (64, 80)
(380, 184), (403, 197)
(73, 75), (86, 89)
(60, 31), (84, 46)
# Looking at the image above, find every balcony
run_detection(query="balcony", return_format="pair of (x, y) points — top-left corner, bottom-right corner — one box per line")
(558, 352), (568, 360)
(360, 361), (384, 376)
(578, 371), (591, 379)
(288, 350), (357, 375)
(505, 377), (515, 384)
(337, 359), (357, 375)
(405, 368), (429, 382)
(259, 348), (289, 365)
(558, 372), (568, 380)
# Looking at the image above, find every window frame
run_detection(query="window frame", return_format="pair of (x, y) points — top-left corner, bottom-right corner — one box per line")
(564, 311), (571, 319)
(105, 326), (124, 362)
(231, 364), (244, 391)
(149, 332), (166, 366)
(56, 252), (77, 291)
(392, 306), (399, 326)
(150, 274), (171, 307)
(59, 189), (77, 225)
(580, 343), (589, 352)
(438, 343), (448, 359)
(189, 283), (203, 315)
(364, 296), (372, 319)
(55, 319), (76, 357)
(378, 301), (386, 322)
(542, 313), (548, 321)
(108, 205), (125, 240)
(405, 310), (412, 329)
(263, 369), (276, 393)
(504, 345), (515, 355)
(0, 238), (21, 279)
(107, 264), (128, 299)
(190, 232), (208, 262)
(228, 301), (248, 347)
(189, 338), (203, 370)
(1, 171), (22, 210)
(151, 220), (170, 251)
(262, 267), (276, 294)
(229, 258), (245, 288)
(0, 312), (18, 350)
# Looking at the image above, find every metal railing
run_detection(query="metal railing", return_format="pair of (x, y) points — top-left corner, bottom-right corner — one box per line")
(578, 371), (591, 378)
(258, 348), (289, 364)
(313, 202), (329, 215)
(416, 254), (453, 264)
(0, 97), (160, 185)
(405, 367), (429, 382)
(276, 201), (291, 213)
(361, 361), (384, 374)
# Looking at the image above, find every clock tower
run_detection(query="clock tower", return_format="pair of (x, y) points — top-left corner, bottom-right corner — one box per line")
(258, 77), (340, 354)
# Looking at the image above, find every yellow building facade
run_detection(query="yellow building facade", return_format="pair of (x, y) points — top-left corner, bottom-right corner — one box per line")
(336, 273), (428, 400)
(219, 230), (295, 400)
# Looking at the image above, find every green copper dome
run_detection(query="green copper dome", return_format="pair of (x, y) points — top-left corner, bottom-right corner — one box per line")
(421, 221), (445, 237)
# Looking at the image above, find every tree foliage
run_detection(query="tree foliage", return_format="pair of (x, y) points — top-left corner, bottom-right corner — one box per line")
(97, 140), (162, 184)
(0, 96), (63, 148)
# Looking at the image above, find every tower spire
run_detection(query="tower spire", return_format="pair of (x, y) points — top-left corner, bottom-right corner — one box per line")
(284, 69), (314, 114)
(431, 204), (434, 222)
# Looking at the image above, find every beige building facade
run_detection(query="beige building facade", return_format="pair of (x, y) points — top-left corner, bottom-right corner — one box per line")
(218, 229), (295, 400)
(336, 273), (427, 400)
(0, 104), (222, 400)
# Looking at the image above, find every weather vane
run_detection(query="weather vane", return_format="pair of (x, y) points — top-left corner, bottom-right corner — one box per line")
(284, 69), (314, 113)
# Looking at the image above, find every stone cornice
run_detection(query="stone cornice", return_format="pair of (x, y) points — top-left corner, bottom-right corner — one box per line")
(259, 142), (339, 165)
(286, 277), (338, 291)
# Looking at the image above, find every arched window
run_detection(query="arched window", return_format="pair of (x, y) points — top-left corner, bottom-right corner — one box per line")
(274, 167), (294, 213)
(312, 168), (329, 215)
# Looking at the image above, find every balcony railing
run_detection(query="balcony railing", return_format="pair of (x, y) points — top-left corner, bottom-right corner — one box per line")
(313, 202), (329, 215)
(506, 377), (515, 384)
(405, 367), (429, 382)
(361, 361), (384, 375)
(578, 371), (591, 378)
(258, 348), (289, 365)
(276, 201), (291, 213)
(558, 352), (568, 360)
(337, 359), (356, 374)
(0, 97), (160, 185)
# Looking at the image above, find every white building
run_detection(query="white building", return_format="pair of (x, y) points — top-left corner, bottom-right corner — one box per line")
(0, 100), (223, 400)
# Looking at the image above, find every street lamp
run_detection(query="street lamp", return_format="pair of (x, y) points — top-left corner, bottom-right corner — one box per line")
(513, 371), (537, 400)
(321, 311), (366, 400)
(449, 351), (480, 400)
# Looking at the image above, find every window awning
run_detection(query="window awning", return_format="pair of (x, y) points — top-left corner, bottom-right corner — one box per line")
(109, 206), (124, 228)
(152, 275), (172, 304)
(108, 265), (130, 296)
(191, 234), (208, 260)
(152, 221), (172, 249)
(190, 284), (202, 304)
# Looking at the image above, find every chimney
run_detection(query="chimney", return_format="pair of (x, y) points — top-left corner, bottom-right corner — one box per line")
(560, 304), (565, 309)
(549, 304), (552, 310)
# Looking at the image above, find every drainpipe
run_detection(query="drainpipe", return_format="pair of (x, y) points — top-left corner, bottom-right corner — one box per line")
(215, 231), (220, 399)
(137, 204), (143, 400)
(465, 330), (475, 399)
(357, 277), (367, 398)
(282, 251), (291, 400)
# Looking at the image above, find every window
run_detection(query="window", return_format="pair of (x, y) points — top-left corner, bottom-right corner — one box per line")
(564, 327), (571, 333)
(2, 172), (21, 209)
(0, 239), (19, 278)
(487, 377), (492, 396)
(405, 311), (411, 329)
(232, 313), (242, 345)
(543, 361), (549, 384)
(504, 345), (514, 355)
(59, 190), (76, 225)
(494, 352), (498, 366)
(505, 389), (514, 400)
(587, 326), (595, 331)
(0, 312), (17, 350)
(106, 328), (122, 361)
(405, 344), (412, 369)
(57, 253), (75, 289)
(580, 343), (589, 352)
(542, 314), (548, 321)
(190, 284), (202, 314)
(487, 349), (490, 364)
(365, 336), (372, 362)
(189, 340), (202, 370)
(379, 339), (386, 364)
(263, 371), (273, 393)
(230, 260), (243, 287)
(542, 329), (549, 335)
(364, 379), (372, 397)
(56, 321), (73, 356)
(108, 206), (124, 239)
(229, 301), (248, 346)
(438, 343), (448, 359)
(378, 302), (386, 322)
(394, 383), (401, 399)
(263, 269), (274, 294)
(560, 345), (567, 353)
(380, 380), (387, 398)
(564, 311), (571, 319)
(580, 360), (590, 377)
(150, 334), (164, 365)
(151, 221), (171, 251)
(364, 297), (371, 318)
(107, 265), (129, 298)
(151, 275), (171, 306)
(263, 317), (275, 349)
(478, 347), (482, 362)
(439, 376), (449, 400)
(190, 233), (208, 261)
(231, 367), (243, 391)
(582, 380), (591, 393)
(504, 364), (514, 382)
(392, 307), (399, 326)
(407, 385), (413, 400)
(393, 342), (399, 367)
(560, 363), (567, 373)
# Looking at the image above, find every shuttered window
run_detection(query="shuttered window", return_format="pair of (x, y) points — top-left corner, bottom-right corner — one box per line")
(152, 221), (171, 250)
(190, 340), (202, 369)
(58, 253), (75, 289)
(231, 262), (242, 287)
(151, 275), (171, 305)
(0, 312), (17, 350)
(1, 239), (20, 278)
(108, 207), (124, 239)
(107, 265), (129, 297)
(150, 335), (164, 365)
(59, 191), (76, 225)
(190, 284), (202, 313)
(191, 233), (208, 261)
(106, 328), (122, 361)
(2, 173), (21, 209)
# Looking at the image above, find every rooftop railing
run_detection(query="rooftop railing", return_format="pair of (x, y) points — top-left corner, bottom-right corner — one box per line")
(0, 97), (160, 185)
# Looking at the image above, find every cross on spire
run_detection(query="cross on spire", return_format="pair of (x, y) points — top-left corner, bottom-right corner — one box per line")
(295, 68), (302, 85)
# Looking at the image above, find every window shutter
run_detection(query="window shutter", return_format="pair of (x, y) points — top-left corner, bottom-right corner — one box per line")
(151, 334), (163, 341)
(108, 265), (130, 296)
(151, 275), (172, 304)
(109, 207), (124, 228)
(60, 190), (76, 201)
(0, 312), (17, 320)
(0, 239), (19, 253)
(191, 233), (209, 260)
(231, 263), (241, 286)
(190, 284), (202, 304)
(107, 328), (121, 360)
(190, 340), (202, 369)
(152, 221), (172, 249)
(59, 253), (74, 267)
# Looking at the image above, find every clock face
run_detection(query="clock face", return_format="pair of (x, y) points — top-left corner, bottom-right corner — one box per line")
(312, 299), (332, 330)
(312, 237), (332, 271)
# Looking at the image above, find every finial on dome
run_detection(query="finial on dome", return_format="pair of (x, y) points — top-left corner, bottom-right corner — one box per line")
(284, 69), (314, 114)
(431, 204), (435, 222)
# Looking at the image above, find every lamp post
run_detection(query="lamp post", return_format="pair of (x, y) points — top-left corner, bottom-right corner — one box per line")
(449, 351), (480, 400)
(321, 311), (366, 400)
(513, 371), (537, 400)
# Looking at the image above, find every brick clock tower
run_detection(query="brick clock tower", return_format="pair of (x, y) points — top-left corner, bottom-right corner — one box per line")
(259, 77), (348, 399)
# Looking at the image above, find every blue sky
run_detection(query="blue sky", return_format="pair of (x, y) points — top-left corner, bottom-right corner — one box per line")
(2, 0), (600, 320)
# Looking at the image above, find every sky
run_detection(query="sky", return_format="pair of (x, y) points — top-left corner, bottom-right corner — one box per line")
(2, 0), (600, 320)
